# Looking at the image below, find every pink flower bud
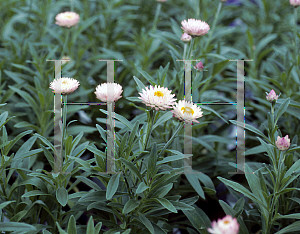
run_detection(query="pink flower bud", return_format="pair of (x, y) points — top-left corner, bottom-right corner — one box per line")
(194, 61), (204, 71)
(208, 215), (239, 234)
(276, 135), (291, 151)
(290, 0), (300, 7)
(181, 33), (192, 42)
(266, 89), (278, 102)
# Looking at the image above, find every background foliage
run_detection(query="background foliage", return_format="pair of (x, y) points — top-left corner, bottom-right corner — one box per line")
(1, 0), (300, 233)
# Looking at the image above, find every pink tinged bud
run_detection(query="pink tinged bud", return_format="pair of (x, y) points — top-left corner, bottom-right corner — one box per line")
(266, 89), (278, 102)
(55, 11), (80, 28)
(194, 61), (204, 71)
(181, 33), (192, 42)
(290, 0), (300, 7)
(276, 135), (291, 151)
(157, 0), (167, 2)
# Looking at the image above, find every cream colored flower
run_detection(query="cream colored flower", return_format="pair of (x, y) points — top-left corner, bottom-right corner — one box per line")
(50, 77), (80, 95)
(181, 18), (210, 37)
(55, 12), (80, 28)
(208, 215), (239, 234)
(94, 82), (123, 103)
(61, 56), (71, 65)
(138, 85), (176, 110)
(171, 100), (203, 123)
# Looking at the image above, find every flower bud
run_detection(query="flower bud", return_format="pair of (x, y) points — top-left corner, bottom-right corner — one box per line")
(276, 135), (291, 151)
(290, 0), (300, 7)
(181, 33), (192, 42)
(266, 89), (278, 102)
(194, 61), (204, 71)
(208, 215), (239, 234)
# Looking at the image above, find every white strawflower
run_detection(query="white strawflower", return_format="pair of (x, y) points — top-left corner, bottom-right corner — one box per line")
(55, 12), (80, 28)
(49, 77), (80, 95)
(171, 100), (203, 123)
(138, 85), (176, 110)
(181, 18), (210, 37)
(94, 82), (123, 103)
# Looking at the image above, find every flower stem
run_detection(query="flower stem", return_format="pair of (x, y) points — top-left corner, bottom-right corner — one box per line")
(144, 109), (156, 151)
(158, 121), (184, 158)
(61, 29), (70, 58)
(204, 2), (222, 53)
(62, 95), (67, 162)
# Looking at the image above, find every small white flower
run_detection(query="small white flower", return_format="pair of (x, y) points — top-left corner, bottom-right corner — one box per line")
(138, 85), (176, 110)
(55, 11), (80, 28)
(181, 18), (210, 37)
(208, 215), (239, 234)
(94, 82), (123, 103)
(171, 100), (203, 123)
(49, 77), (80, 95)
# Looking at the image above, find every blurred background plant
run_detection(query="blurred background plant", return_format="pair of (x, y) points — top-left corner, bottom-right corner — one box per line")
(0, 0), (300, 233)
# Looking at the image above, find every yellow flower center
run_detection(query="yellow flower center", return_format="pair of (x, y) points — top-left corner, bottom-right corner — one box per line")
(154, 91), (164, 97)
(224, 220), (230, 224)
(62, 80), (68, 84)
(65, 15), (73, 19)
(181, 107), (194, 115)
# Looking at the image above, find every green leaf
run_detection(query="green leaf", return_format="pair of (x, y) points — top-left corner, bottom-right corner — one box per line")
(100, 109), (133, 130)
(138, 213), (155, 234)
(0, 201), (15, 210)
(182, 206), (211, 233)
(230, 120), (269, 142)
(275, 220), (300, 234)
(275, 98), (290, 124)
(185, 173), (205, 200)
(155, 198), (177, 213)
(133, 76), (146, 92)
(148, 143), (157, 182)
(87, 216), (95, 234)
(106, 173), (121, 200)
(123, 199), (139, 214)
(152, 112), (173, 130)
(67, 215), (77, 234)
(56, 187), (68, 207)
(0, 222), (36, 232)
(218, 177), (267, 210)
(119, 158), (143, 182)
(137, 67), (156, 86)
(136, 182), (149, 194)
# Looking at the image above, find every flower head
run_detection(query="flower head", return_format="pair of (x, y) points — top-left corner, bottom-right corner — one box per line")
(157, 0), (167, 2)
(95, 82), (123, 103)
(181, 18), (210, 37)
(290, 0), (300, 7)
(195, 61), (204, 71)
(208, 215), (239, 234)
(138, 85), (176, 110)
(181, 33), (192, 42)
(49, 77), (80, 95)
(55, 12), (80, 28)
(171, 100), (203, 123)
(266, 89), (278, 102)
(276, 135), (291, 151)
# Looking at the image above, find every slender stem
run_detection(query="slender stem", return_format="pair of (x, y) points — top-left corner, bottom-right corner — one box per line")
(61, 29), (70, 58)
(152, 3), (162, 32)
(144, 109), (156, 151)
(204, 2), (222, 53)
(158, 122), (184, 158)
(187, 38), (195, 60)
(70, 0), (74, 11)
(62, 95), (67, 163)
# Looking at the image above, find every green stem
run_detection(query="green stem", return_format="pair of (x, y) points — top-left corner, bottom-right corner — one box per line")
(61, 30), (70, 58)
(152, 3), (161, 32)
(62, 95), (67, 163)
(144, 109), (156, 151)
(158, 122), (184, 158)
(70, 0), (74, 11)
(204, 2), (222, 53)
(187, 37), (195, 60)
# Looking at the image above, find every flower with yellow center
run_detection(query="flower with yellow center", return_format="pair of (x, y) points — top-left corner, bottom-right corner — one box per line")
(55, 12), (80, 28)
(49, 77), (80, 95)
(208, 215), (239, 234)
(138, 85), (176, 110)
(171, 100), (203, 123)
